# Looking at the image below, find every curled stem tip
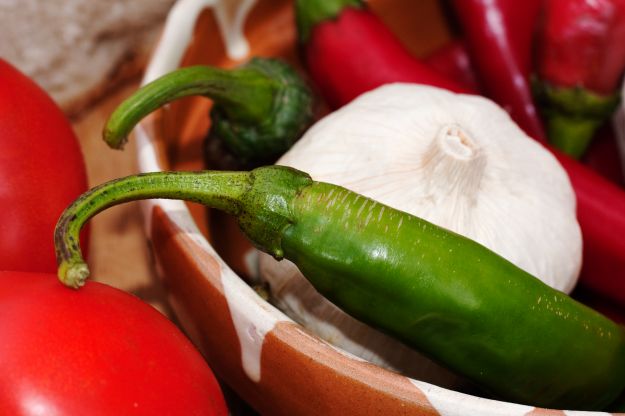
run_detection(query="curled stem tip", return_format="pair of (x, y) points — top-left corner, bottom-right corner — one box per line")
(58, 260), (90, 289)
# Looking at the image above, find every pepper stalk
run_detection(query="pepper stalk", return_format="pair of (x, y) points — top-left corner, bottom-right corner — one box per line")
(533, 83), (620, 158)
(104, 57), (314, 168)
(54, 167), (311, 288)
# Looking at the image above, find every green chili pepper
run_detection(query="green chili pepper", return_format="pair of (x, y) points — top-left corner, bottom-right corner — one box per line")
(103, 58), (313, 168)
(54, 166), (625, 410)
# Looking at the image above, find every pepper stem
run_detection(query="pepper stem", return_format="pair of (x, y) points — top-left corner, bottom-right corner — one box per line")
(546, 115), (604, 159)
(103, 65), (278, 149)
(55, 166), (314, 289)
(533, 80), (620, 159)
(295, 0), (363, 44)
(54, 170), (251, 288)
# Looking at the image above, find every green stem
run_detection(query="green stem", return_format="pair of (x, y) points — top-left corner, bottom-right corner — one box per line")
(295, 0), (363, 44)
(533, 79), (621, 159)
(55, 170), (251, 288)
(104, 65), (278, 149)
(103, 58), (313, 168)
(546, 114), (603, 159)
(55, 166), (313, 289)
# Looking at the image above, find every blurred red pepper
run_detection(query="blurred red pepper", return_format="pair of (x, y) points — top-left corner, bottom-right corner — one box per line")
(423, 39), (481, 92)
(535, 0), (625, 158)
(294, 0), (470, 109)
(581, 126), (625, 186)
(295, 0), (625, 306)
(0, 59), (89, 273)
(554, 153), (625, 304)
(448, 0), (547, 142)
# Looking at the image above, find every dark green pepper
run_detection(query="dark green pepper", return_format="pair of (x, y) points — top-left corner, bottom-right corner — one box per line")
(54, 166), (625, 410)
(103, 57), (313, 168)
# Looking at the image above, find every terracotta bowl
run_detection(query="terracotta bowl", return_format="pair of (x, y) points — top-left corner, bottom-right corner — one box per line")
(134, 0), (625, 414)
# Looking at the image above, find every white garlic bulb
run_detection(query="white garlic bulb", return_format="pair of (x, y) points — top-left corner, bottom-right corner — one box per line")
(259, 83), (582, 388)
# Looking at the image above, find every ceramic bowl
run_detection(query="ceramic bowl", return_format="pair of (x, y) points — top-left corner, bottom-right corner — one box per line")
(134, 0), (625, 414)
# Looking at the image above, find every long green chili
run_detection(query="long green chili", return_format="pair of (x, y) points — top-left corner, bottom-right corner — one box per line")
(54, 166), (625, 410)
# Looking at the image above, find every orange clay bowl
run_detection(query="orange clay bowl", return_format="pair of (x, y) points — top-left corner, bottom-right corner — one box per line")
(134, 0), (625, 414)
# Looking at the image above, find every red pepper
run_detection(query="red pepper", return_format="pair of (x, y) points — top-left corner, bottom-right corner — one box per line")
(581, 126), (625, 187)
(449, 0), (547, 142)
(295, 0), (470, 109)
(554, 152), (625, 304)
(295, 0), (625, 306)
(422, 39), (481, 93)
(535, 0), (625, 158)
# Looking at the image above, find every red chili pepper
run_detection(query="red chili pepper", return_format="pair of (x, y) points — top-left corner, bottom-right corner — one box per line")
(449, 0), (547, 142)
(295, 0), (470, 109)
(295, 0), (625, 306)
(581, 126), (625, 187)
(535, 0), (625, 158)
(422, 39), (481, 93)
(554, 152), (625, 304)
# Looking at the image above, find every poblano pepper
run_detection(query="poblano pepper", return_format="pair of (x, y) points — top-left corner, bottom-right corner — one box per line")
(103, 57), (313, 168)
(54, 166), (625, 411)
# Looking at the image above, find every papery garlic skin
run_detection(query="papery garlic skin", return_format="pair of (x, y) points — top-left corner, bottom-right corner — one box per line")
(259, 83), (582, 387)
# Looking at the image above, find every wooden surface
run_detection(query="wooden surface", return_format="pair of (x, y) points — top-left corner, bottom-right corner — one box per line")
(71, 80), (173, 317)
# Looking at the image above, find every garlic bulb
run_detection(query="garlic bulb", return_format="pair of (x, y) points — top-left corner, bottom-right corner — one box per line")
(258, 83), (582, 388)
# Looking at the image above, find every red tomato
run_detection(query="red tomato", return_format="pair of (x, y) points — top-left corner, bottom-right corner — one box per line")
(0, 59), (88, 272)
(0, 271), (229, 416)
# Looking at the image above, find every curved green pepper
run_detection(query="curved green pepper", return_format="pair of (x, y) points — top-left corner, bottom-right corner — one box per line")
(54, 166), (625, 410)
(104, 58), (313, 168)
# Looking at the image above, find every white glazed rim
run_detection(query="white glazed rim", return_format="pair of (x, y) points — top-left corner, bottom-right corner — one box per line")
(133, 1), (614, 415)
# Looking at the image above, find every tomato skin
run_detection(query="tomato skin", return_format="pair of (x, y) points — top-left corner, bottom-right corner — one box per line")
(0, 271), (229, 416)
(0, 59), (88, 272)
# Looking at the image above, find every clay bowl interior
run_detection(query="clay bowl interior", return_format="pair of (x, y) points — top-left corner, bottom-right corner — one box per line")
(135, 0), (625, 414)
